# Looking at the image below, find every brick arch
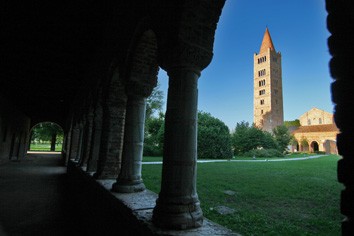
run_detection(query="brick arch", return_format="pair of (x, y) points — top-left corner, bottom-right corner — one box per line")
(30, 118), (65, 131)
(30, 121), (63, 132)
(126, 28), (159, 96)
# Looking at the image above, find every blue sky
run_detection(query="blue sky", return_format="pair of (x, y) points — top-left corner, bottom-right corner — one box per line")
(158, 0), (332, 131)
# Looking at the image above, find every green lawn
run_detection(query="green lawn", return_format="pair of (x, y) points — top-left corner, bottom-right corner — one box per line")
(29, 143), (62, 152)
(142, 155), (343, 236)
(142, 153), (316, 162)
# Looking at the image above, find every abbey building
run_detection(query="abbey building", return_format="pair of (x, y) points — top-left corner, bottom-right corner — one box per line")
(253, 29), (338, 154)
(291, 107), (338, 154)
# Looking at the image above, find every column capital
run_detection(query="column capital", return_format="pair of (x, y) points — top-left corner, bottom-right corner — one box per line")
(158, 0), (225, 72)
(160, 42), (212, 73)
(125, 81), (156, 98)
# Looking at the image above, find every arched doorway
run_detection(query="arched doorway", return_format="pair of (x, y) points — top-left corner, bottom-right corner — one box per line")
(310, 141), (319, 153)
(29, 122), (64, 152)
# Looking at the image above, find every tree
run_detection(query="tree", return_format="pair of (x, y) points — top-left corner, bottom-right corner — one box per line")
(31, 122), (63, 151)
(232, 121), (251, 155)
(273, 125), (292, 153)
(284, 119), (300, 128)
(144, 113), (164, 156)
(144, 83), (165, 156)
(197, 111), (233, 159)
(232, 121), (278, 156)
(300, 137), (309, 152)
(145, 83), (164, 120)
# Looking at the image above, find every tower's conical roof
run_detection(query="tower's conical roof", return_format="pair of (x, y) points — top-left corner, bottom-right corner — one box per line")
(259, 27), (276, 54)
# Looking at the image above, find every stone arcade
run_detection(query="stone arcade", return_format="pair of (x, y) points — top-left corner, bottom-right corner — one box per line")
(0, 1), (353, 235)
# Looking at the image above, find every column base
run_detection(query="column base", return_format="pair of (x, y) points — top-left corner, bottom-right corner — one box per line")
(152, 200), (203, 230)
(112, 181), (146, 193)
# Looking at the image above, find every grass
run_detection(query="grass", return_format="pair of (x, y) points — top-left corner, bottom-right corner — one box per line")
(142, 156), (163, 162)
(142, 153), (316, 162)
(142, 155), (343, 236)
(29, 143), (62, 152)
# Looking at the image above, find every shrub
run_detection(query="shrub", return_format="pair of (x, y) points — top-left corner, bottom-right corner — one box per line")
(243, 148), (284, 158)
(232, 121), (278, 155)
(143, 144), (162, 156)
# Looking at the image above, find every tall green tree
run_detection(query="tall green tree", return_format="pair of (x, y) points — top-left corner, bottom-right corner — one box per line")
(197, 111), (233, 159)
(232, 121), (277, 155)
(145, 83), (164, 120)
(144, 83), (165, 156)
(144, 113), (164, 156)
(232, 121), (250, 155)
(273, 125), (293, 153)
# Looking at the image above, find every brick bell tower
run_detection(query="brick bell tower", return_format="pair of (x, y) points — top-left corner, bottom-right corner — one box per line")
(253, 27), (284, 133)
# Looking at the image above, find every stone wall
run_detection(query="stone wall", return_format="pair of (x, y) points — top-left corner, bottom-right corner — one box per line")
(67, 160), (238, 235)
(299, 108), (334, 126)
(0, 96), (30, 163)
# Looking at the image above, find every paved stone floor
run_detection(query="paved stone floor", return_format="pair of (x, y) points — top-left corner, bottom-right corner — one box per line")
(0, 153), (84, 236)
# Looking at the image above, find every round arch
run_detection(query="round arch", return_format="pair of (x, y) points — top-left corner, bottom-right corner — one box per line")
(29, 121), (64, 152)
(310, 141), (319, 153)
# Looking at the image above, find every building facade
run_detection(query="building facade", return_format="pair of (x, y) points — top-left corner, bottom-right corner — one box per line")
(291, 108), (338, 154)
(254, 28), (284, 133)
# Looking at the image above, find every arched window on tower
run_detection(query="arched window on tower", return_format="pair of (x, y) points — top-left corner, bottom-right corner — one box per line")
(259, 79), (266, 87)
(258, 69), (266, 77)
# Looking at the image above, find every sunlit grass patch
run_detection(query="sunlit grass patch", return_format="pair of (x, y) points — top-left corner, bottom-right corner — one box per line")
(142, 155), (342, 236)
(29, 143), (62, 152)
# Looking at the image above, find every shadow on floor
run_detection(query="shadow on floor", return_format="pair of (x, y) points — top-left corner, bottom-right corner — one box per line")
(0, 153), (84, 235)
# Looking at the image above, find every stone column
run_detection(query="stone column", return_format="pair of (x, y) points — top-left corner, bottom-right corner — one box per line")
(86, 98), (103, 172)
(94, 69), (127, 179)
(69, 124), (80, 161)
(326, 1), (354, 234)
(65, 116), (74, 161)
(75, 122), (84, 162)
(152, 0), (224, 229)
(64, 125), (72, 165)
(112, 94), (147, 192)
(78, 107), (94, 167)
(152, 67), (202, 229)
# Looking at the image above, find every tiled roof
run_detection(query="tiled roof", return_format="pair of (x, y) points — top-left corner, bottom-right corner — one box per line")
(259, 27), (276, 54)
(292, 124), (339, 133)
